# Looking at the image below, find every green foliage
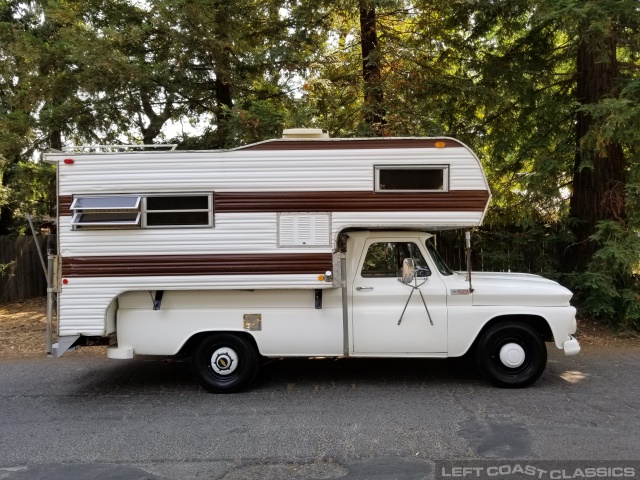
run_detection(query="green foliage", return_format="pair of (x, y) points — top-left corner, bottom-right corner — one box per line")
(0, 260), (15, 278)
(566, 221), (640, 330)
(0, 160), (56, 235)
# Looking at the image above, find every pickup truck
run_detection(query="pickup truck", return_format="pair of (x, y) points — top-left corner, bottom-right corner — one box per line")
(115, 230), (580, 392)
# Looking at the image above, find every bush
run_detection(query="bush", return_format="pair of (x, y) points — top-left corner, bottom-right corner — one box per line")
(566, 221), (640, 330)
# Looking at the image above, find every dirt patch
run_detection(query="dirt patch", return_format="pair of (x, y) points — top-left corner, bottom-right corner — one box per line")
(1, 297), (638, 359)
(0, 297), (105, 359)
(576, 317), (640, 348)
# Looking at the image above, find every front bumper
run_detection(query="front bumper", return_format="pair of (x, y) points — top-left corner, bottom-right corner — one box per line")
(563, 335), (581, 356)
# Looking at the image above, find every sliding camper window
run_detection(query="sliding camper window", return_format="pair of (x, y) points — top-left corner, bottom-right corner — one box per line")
(70, 194), (213, 229)
(142, 194), (213, 227)
(70, 196), (141, 229)
(374, 165), (449, 192)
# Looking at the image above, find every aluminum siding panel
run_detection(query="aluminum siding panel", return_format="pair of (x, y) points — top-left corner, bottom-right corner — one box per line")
(58, 213), (285, 257)
(60, 190), (489, 216)
(55, 148), (488, 195)
(59, 211), (483, 257)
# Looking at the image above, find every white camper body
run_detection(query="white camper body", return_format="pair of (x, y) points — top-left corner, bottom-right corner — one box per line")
(44, 134), (579, 391)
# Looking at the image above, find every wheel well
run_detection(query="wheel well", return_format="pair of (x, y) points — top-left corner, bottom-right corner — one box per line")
(178, 331), (260, 357)
(473, 314), (553, 348)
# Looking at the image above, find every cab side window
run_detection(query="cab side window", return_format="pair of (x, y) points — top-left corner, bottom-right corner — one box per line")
(361, 242), (431, 277)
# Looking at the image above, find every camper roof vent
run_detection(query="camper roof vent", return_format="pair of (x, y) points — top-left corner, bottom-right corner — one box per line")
(282, 128), (329, 139)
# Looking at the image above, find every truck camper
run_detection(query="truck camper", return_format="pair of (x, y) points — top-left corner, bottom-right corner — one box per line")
(43, 128), (580, 392)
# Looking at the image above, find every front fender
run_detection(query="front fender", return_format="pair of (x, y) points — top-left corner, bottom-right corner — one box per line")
(447, 306), (577, 357)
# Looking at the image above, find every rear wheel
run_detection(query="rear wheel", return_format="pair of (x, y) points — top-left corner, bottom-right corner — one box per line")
(475, 322), (547, 388)
(191, 333), (259, 393)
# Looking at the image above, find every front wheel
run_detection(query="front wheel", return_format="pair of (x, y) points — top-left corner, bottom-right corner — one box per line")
(475, 322), (547, 388)
(191, 333), (259, 393)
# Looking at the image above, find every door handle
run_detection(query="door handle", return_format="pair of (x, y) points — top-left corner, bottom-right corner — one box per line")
(356, 286), (374, 291)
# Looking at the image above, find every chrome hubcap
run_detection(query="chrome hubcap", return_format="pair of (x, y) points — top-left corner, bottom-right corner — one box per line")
(210, 347), (239, 375)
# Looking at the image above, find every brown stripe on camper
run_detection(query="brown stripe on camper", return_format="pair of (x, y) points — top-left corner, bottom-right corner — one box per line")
(59, 195), (73, 216)
(59, 190), (490, 216)
(241, 138), (464, 150)
(61, 253), (333, 277)
(215, 190), (489, 213)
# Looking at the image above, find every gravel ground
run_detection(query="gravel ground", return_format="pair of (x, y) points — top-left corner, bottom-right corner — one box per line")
(0, 296), (638, 359)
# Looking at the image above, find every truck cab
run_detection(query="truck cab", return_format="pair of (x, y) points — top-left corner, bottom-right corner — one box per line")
(345, 231), (579, 387)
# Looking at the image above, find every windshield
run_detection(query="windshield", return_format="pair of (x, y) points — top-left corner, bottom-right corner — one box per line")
(426, 239), (454, 276)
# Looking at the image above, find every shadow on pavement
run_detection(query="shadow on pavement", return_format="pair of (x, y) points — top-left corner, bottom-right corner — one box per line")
(64, 354), (488, 396)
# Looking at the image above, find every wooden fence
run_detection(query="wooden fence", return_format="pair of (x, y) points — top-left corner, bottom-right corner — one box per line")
(0, 236), (48, 304)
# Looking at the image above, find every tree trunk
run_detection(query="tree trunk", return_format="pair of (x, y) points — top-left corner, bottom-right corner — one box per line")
(0, 203), (14, 236)
(359, 0), (385, 135)
(48, 130), (62, 151)
(0, 164), (15, 235)
(567, 24), (625, 272)
(214, 68), (233, 149)
(140, 92), (174, 145)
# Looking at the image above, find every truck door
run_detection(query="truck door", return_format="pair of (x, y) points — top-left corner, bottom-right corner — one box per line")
(352, 237), (448, 354)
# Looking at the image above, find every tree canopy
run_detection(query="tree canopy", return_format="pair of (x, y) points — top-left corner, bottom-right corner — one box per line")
(1, 0), (639, 327)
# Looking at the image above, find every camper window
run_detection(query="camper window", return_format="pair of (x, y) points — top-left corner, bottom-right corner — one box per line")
(70, 196), (141, 210)
(142, 194), (213, 228)
(374, 165), (448, 192)
(70, 195), (142, 229)
(70, 194), (213, 229)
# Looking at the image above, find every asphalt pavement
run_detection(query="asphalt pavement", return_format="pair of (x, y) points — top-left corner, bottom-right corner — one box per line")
(0, 345), (639, 479)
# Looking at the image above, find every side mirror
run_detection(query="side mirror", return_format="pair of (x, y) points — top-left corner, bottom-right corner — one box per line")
(400, 258), (415, 284)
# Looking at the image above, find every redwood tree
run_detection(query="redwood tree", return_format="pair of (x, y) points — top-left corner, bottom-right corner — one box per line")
(567, 6), (628, 271)
(359, 0), (386, 134)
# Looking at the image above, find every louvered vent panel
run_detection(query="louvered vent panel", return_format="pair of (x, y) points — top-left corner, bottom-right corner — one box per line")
(278, 213), (331, 247)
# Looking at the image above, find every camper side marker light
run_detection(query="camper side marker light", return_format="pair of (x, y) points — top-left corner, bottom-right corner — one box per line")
(435, 141), (446, 148)
(62, 279), (69, 285)
(63, 159), (74, 165)
(320, 271), (333, 282)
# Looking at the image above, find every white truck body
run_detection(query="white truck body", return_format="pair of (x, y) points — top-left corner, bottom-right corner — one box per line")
(43, 133), (579, 391)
